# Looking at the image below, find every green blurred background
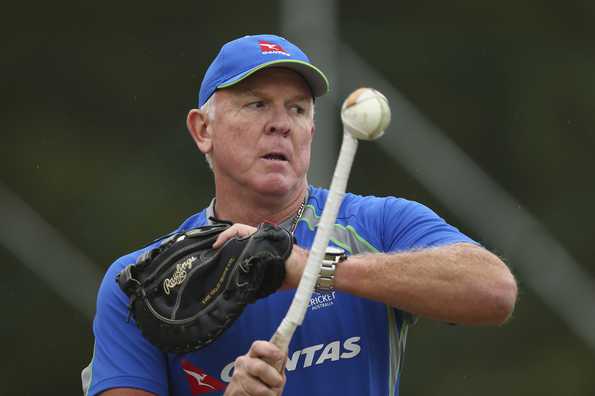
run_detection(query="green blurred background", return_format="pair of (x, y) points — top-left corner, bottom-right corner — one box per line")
(2, 1), (595, 395)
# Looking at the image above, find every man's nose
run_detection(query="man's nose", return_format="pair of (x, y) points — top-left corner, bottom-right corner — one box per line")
(266, 107), (291, 136)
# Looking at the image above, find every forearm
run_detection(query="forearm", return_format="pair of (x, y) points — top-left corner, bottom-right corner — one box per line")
(333, 243), (517, 325)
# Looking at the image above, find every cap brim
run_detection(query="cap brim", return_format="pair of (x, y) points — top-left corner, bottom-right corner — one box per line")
(217, 59), (329, 98)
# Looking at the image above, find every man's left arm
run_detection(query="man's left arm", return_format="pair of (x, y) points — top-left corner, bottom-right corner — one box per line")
(286, 243), (517, 326)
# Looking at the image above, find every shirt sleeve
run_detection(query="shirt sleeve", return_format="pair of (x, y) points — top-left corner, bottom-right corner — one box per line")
(382, 197), (477, 252)
(85, 254), (169, 396)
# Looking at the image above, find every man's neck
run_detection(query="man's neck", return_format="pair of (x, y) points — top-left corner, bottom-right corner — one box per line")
(213, 183), (308, 226)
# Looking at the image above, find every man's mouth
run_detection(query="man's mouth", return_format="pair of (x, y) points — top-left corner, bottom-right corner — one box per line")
(262, 153), (288, 162)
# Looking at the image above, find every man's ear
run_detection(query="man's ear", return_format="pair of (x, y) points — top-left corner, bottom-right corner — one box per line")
(186, 109), (212, 155)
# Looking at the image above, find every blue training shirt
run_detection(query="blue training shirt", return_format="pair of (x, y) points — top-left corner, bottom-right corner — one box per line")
(83, 186), (475, 396)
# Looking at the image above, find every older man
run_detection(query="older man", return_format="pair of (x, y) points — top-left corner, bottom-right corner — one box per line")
(82, 34), (517, 396)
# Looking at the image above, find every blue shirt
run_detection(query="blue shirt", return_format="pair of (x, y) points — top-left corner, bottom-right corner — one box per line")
(83, 186), (475, 396)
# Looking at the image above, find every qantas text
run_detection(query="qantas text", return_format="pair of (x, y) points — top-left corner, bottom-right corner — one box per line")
(220, 336), (361, 382)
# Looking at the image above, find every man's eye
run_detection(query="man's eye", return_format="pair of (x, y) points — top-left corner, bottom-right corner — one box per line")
(247, 101), (265, 108)
(291, 105), (305, 114)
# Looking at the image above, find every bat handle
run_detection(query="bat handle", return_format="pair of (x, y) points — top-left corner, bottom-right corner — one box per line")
(267, 321), (293, 371)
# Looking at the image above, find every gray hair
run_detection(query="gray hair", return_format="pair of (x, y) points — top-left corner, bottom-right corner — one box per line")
(200, 94), (216, 169)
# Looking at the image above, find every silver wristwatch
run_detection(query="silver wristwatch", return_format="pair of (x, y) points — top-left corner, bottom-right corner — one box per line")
(315, 246), (347, 293)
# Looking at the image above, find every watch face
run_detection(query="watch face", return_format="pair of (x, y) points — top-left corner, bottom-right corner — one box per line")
(326, 246), (345, 256)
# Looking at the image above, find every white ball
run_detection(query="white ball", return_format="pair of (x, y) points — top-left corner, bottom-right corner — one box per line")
(341, 88), (391, 140)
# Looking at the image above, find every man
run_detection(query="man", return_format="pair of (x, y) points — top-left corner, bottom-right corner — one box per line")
(82, 34), (517, 396)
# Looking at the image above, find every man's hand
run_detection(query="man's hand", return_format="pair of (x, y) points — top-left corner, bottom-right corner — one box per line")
(212, 223), (307, 290)
(225, 341), (287, 396)
(212, 224), (258, 248)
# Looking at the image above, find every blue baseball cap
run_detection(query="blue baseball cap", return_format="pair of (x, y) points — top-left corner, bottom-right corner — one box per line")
(198, 34), (329, 107)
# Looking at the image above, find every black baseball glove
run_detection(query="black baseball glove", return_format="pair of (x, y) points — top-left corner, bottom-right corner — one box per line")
(117, 221), (292, 354)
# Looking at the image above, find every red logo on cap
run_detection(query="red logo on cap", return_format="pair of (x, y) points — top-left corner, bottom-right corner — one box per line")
(259, 40), (290, 56)
(181, 360), (227, 394)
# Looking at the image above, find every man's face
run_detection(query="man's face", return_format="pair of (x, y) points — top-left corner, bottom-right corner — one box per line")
(205, 68), (315, 197)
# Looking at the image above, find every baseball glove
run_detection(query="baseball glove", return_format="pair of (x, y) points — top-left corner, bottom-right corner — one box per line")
(117, 221), (292, 354)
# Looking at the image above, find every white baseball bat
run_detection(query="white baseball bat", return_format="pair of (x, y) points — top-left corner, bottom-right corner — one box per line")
(270, 87), (391, 358)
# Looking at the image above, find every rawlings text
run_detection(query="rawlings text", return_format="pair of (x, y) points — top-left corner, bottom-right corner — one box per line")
(163, 256), (197, 295)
